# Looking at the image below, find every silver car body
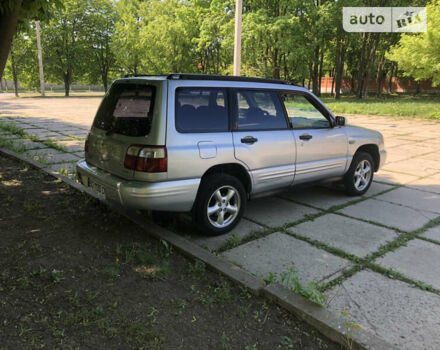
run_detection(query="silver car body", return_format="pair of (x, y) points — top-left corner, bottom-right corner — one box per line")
(77, 75), (386, 211)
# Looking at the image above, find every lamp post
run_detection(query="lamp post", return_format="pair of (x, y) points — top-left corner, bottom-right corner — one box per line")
(233, 0), (242, 76)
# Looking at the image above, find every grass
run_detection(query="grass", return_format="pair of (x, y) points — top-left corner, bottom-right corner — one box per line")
(321, 94), (440, 120)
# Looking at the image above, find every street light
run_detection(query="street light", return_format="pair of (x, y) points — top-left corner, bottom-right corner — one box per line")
(233, 0), (242, 76)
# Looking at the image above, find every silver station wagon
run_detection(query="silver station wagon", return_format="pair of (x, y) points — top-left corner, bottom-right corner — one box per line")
(77, 74), (386, 235)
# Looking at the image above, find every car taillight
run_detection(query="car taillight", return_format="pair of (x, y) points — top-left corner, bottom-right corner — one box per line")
(85, 132), (90, 153)
(124, 145), (167, 173)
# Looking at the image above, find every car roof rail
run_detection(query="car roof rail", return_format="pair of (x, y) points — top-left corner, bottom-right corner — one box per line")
(121, 73), (297, 85)
(166, 73), (292, 85)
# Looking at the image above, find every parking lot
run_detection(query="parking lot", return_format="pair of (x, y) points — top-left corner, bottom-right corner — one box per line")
(1, 93), (440, 349)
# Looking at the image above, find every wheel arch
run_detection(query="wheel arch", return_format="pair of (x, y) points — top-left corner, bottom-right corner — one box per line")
(199, 163), (252, 194)
(354, 144), (380, 171)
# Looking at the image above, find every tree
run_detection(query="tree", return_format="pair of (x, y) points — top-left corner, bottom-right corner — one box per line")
(112, 0), (146, 75)
(387, 0), (440, 86)
(42, 0), (89, 96)
(0, 0), (56, 81)
(84, 0), (117, 91)
(4, 25), (40, 96)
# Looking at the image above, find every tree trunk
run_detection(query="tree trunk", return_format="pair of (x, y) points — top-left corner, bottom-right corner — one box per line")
(63, 70), (71, 97)
(376, 54), (385, 96)
(388, 62), (394, 93)
(10, 48), (18, 97)
(335, 41), (346, 100)
(311, 46), (320, 95)
(35, 21), (45, 97)
(317, 49), (324, 97)
(363, 34), (380, 99)
(331, 68), (335, 97)
(356, 33), (368, 99)
(0, 0), (23, 81)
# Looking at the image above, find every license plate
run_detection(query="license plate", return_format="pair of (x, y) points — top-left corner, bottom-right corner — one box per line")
(88, 180), (106, 199)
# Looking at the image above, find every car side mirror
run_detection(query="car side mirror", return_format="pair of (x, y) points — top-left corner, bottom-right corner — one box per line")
(335, 116), (346, 126)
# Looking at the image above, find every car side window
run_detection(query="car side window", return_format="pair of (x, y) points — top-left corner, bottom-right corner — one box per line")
(175, 88), (229, 133)
(234, 90), (288, 131)
(282, 93), (330, 129)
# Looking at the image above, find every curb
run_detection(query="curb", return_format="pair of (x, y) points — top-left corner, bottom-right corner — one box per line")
(1, 146), (397, 350)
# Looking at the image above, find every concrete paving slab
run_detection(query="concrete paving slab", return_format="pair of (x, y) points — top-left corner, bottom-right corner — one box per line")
(365, 181), (395, 196)
(338, 198), (438, 232)
(384, 158), (440, 177)
(245, 197), (319, 227)
(46, 162), (77, 175)
(290, 214), (398, 258)
(24, 128), (54, 136)
(375, 187), (440, 214)
(325, 270), (440, 350)
(10, 139), (46, 150)
(422, 225), (440, 242)
(73, 151), (85, 159)
(0, 133), (19, 140)
(24, 148), (81, 164)
(55, 139), (85, 152)
(191, 218), (265, 251)
(280, 186), (355, 210)
(222, 232), (351, 285)
(374, 170), (420, 185)
(376, 239), (440, 290)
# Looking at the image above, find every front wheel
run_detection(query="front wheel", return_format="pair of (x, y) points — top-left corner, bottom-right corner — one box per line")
(193, 174), (246, 236)
(344, 152), (374, 196)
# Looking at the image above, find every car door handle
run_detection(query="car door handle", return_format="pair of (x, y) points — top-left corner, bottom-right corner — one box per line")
(241, 136), (258, 144)
(299, 134), (313, 141)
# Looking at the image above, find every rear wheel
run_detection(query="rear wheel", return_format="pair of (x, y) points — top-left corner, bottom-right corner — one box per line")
(194, 174), (246, 236)
(344, 152), (374, 196)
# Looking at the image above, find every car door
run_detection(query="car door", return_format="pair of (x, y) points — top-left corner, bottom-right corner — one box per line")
(231, 89), (296, 195)
(281, 92), (348, 184)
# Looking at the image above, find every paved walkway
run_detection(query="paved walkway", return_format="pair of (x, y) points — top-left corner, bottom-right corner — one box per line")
(1, 94), (440, 349)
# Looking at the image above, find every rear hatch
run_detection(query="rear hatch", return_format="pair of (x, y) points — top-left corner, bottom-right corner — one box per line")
(86, 79), (166, 180)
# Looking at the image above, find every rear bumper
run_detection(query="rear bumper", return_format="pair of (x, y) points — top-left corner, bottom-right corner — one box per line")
(378, 149), (387, 170)
(76, 160), (200, 212)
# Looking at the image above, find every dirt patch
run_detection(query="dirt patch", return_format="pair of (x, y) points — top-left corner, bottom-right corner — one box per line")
(0, 154), (338, 350)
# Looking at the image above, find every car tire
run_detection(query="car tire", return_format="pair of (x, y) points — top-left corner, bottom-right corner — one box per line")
(193, 174), (246, 236)
(344, 151), (374, 196)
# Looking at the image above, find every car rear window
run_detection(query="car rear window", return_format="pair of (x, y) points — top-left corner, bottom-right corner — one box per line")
(93, 83), (155, 137)
(175, 88), (229, 133)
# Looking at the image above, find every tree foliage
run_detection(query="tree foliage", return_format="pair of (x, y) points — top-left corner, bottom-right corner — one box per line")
(2, 0), (435, 99)
(387, 0), (440, 86)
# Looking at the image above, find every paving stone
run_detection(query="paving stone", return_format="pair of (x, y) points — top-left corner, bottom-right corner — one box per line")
(375, 187), (440, 214)
(338, 198), (437, 232)
(73, 151), (85, 159)
(12, 123), (39, 130)
(222, 232), (351, 285)
(376, 239), (440, 290)
(24, 128), (53, 136)
(383, 158), (440, 177)
(407, 173), (440, 194)
(245, 197), (319, 227)
(325, 270), (440, 350)
(191, 219), (265, 251)
(281, 186), (357, 210)
(374, 170), (420, 185)
(364, 181), (395, 196)
(10, 139), (46, 150)
(24, 148), (81, 164)
(422, 225), (440, 242)
(55, 139), (85, 152)
(46, 162), (77, 175)
(0, 133), (19, 140)
(290, 213), (398, 258)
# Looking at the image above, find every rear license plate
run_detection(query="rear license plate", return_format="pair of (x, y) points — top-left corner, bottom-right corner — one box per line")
(88, 179), (106, 199)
